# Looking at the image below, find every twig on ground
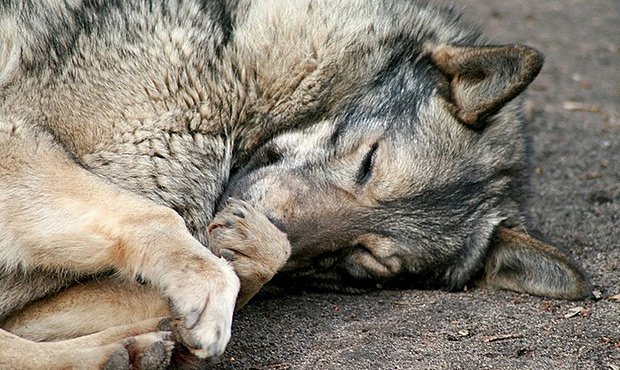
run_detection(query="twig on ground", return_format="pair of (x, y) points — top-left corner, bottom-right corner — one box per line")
(563, 101), (601, 112)
(483, 333), (523, 343)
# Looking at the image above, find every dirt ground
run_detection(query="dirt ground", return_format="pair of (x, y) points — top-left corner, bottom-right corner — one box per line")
(213, 0), (620, 369)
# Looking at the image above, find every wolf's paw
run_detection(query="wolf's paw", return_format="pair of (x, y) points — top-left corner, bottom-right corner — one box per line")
(208, 198), (291, 279)
(208, 198), (291, 307)
(103, 331), (174, 370)
(164, 257), (239, 360)
(157, 236), (239, 359)
(130, 331), (175, 370)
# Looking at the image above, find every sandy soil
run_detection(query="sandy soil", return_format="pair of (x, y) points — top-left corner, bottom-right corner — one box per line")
(213, 1), (620, 368)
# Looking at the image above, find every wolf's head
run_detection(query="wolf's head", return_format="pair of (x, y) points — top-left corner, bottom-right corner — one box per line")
(221, 1), (589, 300)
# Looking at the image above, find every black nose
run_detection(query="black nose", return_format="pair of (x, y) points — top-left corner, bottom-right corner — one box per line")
(265, 213), (288, 234)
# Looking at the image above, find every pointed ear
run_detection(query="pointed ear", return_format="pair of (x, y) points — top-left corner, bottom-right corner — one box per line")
(481, 226), (590, 300)
(431, 44), (543, 127)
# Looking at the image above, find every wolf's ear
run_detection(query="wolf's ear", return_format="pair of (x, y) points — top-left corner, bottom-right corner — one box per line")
(480, 226), (590, 300)
(431, 44), (543, 127)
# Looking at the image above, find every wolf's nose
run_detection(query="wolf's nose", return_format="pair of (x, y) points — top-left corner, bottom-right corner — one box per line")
(265, 213), (288, 234)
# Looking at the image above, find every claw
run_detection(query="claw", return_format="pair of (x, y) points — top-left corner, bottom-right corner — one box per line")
(103, 347), (131, 370)
(220, 248), (236, 261)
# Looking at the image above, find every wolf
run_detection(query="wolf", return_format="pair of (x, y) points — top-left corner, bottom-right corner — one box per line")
(0, 0), (590, 368)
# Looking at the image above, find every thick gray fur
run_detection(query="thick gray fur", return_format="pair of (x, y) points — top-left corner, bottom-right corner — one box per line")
(0, 0), (589, 358)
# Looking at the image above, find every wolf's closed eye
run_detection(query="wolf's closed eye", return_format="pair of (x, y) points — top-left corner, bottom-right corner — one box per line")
(356, 143), (378, 185)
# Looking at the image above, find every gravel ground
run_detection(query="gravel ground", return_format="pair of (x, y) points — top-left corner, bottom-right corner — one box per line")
(213, 1), (620, 369)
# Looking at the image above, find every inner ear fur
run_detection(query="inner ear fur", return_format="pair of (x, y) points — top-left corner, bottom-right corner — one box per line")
(480, 226), (590, 300)
(431, 44), (543, 127)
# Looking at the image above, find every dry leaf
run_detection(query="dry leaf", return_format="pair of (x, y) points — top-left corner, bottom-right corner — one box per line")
(609, 294), (620, 302)
(564, 306), (584, 318)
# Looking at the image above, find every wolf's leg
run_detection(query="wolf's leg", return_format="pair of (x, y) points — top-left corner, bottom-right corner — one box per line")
(4, 199), (292, 340)
(0, 322), (174, 370)
(0, 119), (238, 358)
(0, 328), (129, 370)
(58, 318), (175, 370)
(2, 282), (173, 369)
(2, 277), (169, 341)
(208, 198), (291, 308)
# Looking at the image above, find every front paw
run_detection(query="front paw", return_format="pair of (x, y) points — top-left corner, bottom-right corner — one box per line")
(208, 198), (291, 307)
(162, 249), (239, 359)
